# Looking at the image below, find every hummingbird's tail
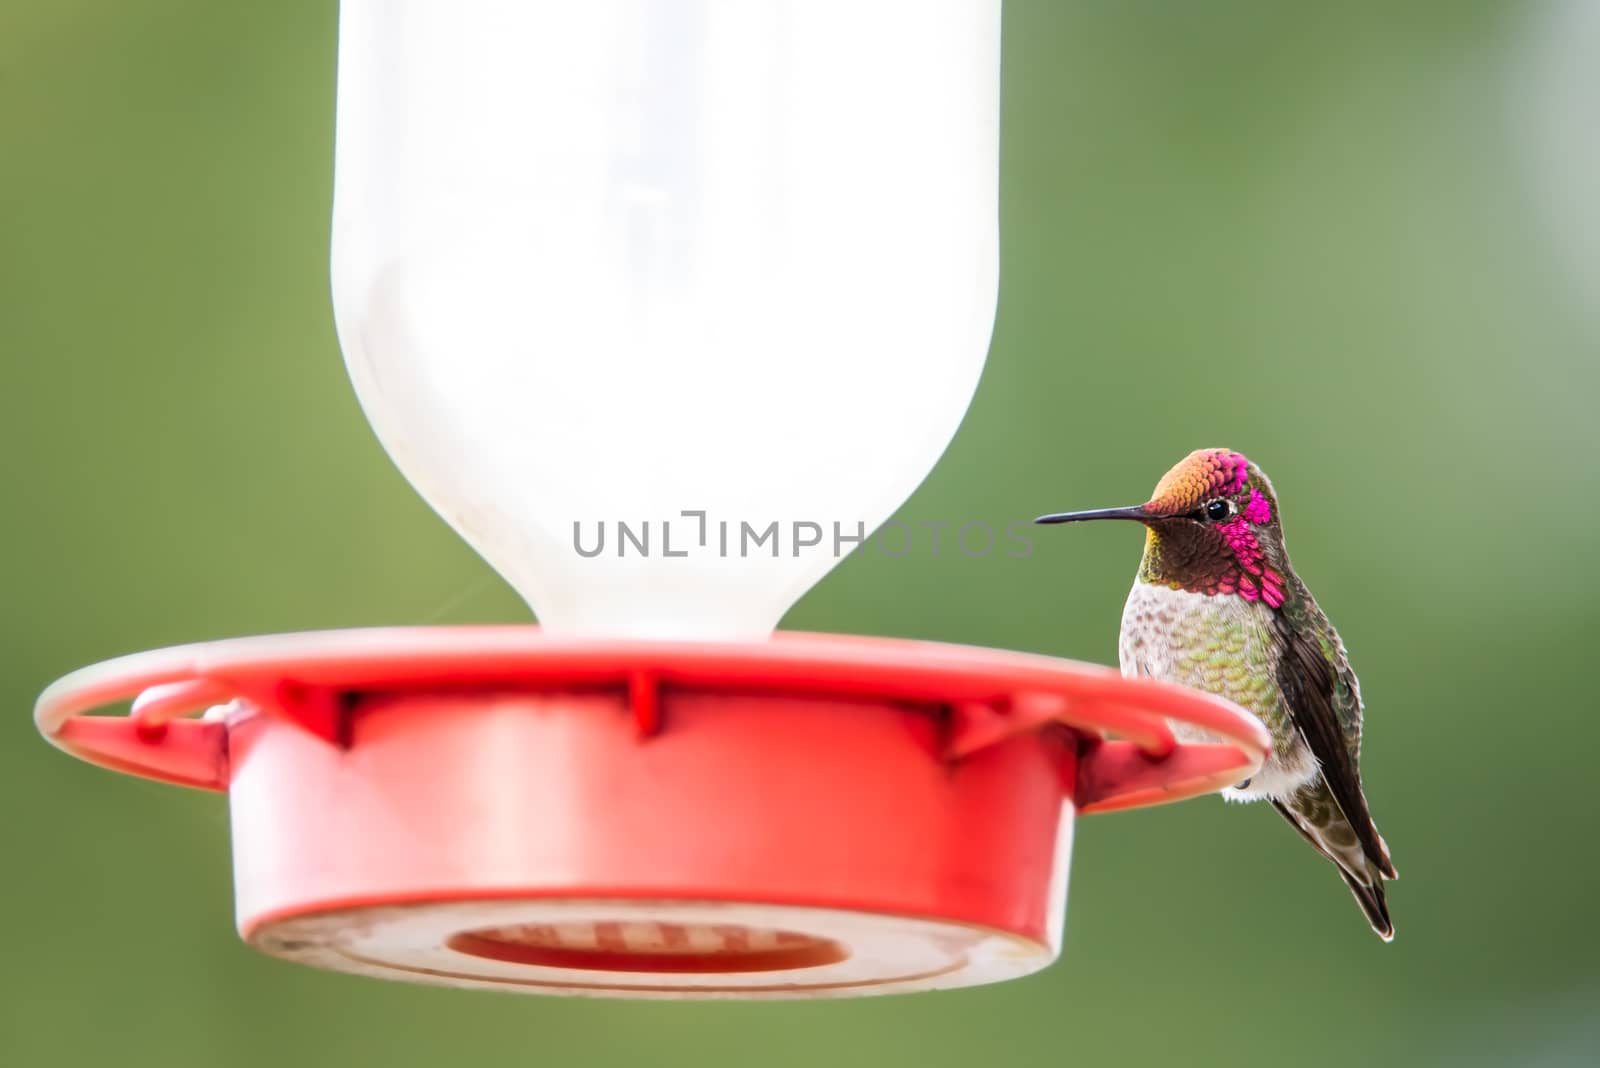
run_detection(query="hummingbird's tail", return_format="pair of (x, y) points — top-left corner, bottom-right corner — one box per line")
(1335, 864), (1393, 942)
(1270, 778), (1397, 942)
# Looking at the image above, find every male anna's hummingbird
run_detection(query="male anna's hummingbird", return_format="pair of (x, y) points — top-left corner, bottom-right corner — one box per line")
(1036, 448), (1398, 940)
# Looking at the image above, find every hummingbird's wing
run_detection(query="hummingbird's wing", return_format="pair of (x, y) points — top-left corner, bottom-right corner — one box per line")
(1271, 610), (1397, 880)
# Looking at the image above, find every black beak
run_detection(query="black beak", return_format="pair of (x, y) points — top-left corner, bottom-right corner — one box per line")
(1033, 505), (1152, 525)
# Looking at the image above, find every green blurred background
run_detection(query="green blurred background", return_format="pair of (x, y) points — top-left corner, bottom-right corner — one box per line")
(4, 1), (1598, 1065)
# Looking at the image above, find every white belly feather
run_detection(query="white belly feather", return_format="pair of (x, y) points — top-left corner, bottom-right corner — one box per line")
(1117, 582), (1318, 803)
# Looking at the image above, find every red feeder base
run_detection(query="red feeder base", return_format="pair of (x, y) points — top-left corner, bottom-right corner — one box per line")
(35, 627), (1267, 998)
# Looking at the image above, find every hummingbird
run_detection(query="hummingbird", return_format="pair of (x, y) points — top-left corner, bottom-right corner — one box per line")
(1036, 448), (1397, 940)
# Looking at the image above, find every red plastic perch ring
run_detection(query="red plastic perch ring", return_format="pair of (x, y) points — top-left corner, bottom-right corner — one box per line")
(35, 627), (1268, 999)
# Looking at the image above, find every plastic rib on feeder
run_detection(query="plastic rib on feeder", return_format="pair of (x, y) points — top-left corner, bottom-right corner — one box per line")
(34, 1), (1270, 999)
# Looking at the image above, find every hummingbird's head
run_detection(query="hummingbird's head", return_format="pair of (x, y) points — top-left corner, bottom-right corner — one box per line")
(1035, 448), (1290, 606)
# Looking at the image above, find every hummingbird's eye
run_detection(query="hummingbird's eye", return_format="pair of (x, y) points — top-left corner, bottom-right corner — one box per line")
(1204, 499), (1232, 521)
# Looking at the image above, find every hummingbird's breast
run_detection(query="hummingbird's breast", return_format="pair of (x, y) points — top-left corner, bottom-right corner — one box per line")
(1117, 580), (1316, 801)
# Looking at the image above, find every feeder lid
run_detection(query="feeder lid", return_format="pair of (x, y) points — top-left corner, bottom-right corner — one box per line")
(36, 626), (1269, 812)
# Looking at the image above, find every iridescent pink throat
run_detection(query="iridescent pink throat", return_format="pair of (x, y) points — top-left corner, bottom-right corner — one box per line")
(1215, 489), (1284, 607)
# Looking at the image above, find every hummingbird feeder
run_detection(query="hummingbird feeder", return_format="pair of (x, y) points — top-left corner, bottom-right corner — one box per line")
(36, 1), (1268, 999)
